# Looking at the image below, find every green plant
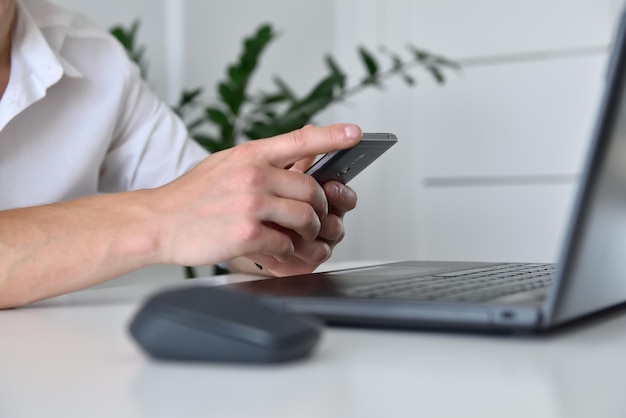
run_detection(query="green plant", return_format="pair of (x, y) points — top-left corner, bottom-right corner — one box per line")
(110, 21), (457, 277)
(111, 21), (458, 153)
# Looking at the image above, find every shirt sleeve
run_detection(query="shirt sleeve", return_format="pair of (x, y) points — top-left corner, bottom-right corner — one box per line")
(98, 50), (209, 193)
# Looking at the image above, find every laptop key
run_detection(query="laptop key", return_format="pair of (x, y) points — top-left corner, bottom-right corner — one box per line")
(340, 264), (556, 303)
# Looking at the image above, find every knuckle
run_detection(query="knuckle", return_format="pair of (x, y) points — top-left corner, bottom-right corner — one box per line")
(310, 242), (331, 263)
(323, 215), (344, 241)
(328, 124), (340, 143)
(280, 237), (295, 257)
(303, 175), (320, 199)
(236, 220), (264, 243)
(300, 205), (321, 239)
(290, 125), (311, 149)
(237, 165), (265, 188)
(274, 236), (294, 262)
(303, 175), (327, 216)
(238, 193), (265, 215)
(232, 141), (256, 159)
(300, 204), (316, 225)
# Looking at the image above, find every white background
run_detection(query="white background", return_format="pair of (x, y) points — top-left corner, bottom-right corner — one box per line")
(49, 0), (625, 284)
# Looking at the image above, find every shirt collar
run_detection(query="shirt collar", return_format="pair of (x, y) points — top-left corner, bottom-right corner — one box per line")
(0, 0), (83, 131)
(22, 0), (83, 78)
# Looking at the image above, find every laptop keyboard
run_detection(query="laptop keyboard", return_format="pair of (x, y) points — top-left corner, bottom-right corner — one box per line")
(340, 263), (556, 303)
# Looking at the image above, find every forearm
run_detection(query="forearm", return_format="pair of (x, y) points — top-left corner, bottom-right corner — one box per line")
(0, 190), (161, 308)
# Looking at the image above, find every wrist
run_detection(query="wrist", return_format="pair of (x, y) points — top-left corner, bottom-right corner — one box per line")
(114, 189), (163, 267)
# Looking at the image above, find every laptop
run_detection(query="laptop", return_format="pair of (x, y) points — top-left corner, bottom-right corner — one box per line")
(222, 13), (626, 333)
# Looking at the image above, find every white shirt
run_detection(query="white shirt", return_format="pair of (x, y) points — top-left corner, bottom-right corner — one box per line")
(0, 0), (209, 210)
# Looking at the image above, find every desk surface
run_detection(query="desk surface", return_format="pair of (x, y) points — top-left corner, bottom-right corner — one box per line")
(2, 272), (626, 418)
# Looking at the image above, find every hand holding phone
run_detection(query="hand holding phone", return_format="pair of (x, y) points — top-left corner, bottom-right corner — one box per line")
(304, 132), (397, 184)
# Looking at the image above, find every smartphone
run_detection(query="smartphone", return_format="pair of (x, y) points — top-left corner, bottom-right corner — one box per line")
(305, 132), (398, 184)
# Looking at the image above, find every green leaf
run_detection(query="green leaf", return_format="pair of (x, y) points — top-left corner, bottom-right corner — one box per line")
(212, 23), (277, 124)
(408, 45), (430, 62)
(255, 24), (274, 45)
(434, 56), (461, 69)
(173, 87), (204, 117)
(273, 77), (298, 103)
(280, 76), (338, 121)
(185, 116), (206, 132)
(241, 39), (261, 72)
(247, 82), (339, 140)
(258, 93), (291, 105)
(403, 74), (416, 85)
(391, 54), (403, 71)
(325, 55), (346, 89)
(218, 82), (241, 115)
(220, 124), (236, 149)
(129, 20), (140, 44)
(302, 74), (342, 102)
(228, 65), (246, 87)
(180, 87), (203, 106)
(244, 70), (345, 140)
(261, 109), (278, 119)
(239, 24), (275, 74)
(245, 115), (309, 140)
(110, 27), (132, 50)
(428, 66), (445, 84)
(206, 107), (232, 128)
(358, 46), (379, 77)
(192, 134), (226, 153)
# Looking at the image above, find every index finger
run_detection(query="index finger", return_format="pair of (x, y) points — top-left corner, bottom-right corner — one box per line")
(260, 124), (362, 168)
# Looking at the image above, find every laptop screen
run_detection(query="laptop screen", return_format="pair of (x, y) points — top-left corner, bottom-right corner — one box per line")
(550, 10), (626, 325)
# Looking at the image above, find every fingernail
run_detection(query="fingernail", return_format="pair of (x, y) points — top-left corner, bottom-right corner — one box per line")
(344, 124), (361, 139)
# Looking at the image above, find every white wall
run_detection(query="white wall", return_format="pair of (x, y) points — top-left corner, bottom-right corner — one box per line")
(331, 0), (622, 264)
(48, 1), (625, 284)
(50, 0), (335, 106)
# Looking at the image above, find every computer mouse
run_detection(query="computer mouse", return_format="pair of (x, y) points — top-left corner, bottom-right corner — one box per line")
(128, 285), (322, 363)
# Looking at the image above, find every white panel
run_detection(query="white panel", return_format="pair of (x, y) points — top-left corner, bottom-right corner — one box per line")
(163, 0), (186, 104)
(330, 0), (425, 262)
(419, 183), (579, 263)
(328, 1), (620, 263)
(417, 53), (607, 178)
(411, 0), (614, 58)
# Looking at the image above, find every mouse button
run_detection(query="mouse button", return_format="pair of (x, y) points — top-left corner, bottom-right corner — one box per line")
(149, 287), (319, 349)
(197, 289), (321, 349)
(129, 304), (277, 362)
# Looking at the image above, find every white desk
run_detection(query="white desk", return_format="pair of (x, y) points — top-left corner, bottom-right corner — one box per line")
(2, 273), (626, 418)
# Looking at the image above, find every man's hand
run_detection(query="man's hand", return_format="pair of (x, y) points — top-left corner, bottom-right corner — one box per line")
(243, 179), (357, 277)
(152, 124), (362, 271)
